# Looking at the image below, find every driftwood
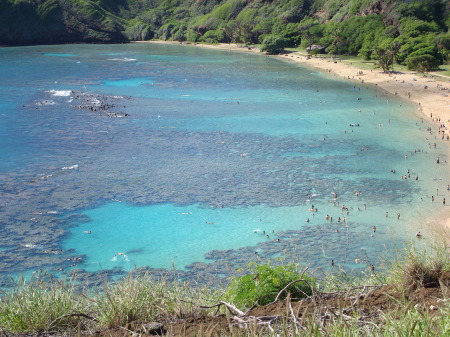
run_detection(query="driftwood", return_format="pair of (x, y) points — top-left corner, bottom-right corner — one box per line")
(201, 301), (284, 331)
(48, 313), (98, 330)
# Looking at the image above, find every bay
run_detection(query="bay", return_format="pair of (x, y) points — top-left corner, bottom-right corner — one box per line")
(0, 43), (446, 285)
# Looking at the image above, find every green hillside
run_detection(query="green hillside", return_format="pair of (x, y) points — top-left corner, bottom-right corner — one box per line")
(1, 0), (449, 72)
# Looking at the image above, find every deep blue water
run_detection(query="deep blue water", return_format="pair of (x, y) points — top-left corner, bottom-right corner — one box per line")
(0, 43), (448, 284)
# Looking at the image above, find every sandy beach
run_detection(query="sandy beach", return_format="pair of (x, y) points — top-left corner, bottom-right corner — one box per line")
(145, 41), (450, 244)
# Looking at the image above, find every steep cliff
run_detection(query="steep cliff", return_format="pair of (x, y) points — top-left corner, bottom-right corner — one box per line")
(0, 0), (126, 45)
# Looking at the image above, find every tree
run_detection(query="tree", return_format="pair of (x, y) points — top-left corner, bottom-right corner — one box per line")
(330, 28), (344, 57)
(406, 55), (440, 72)
(374, 42), (401, 73)
(260, 35), (287, 54)
(436, 35), (450, 63)
(386, 41), (401, 72)
(301, 31), (314, 53)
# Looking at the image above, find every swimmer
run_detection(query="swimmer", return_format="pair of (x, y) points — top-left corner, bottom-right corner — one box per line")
(372, 226), (376, 232)
(416, 232), (422, 237)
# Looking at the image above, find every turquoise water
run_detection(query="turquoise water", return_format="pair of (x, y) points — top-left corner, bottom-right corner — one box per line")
(0, 43), (448, 284)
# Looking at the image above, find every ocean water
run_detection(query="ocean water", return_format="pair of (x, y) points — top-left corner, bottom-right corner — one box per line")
(0, 43), (448, 284)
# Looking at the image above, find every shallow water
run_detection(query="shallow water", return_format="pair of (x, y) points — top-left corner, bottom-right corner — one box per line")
(0, 43), (448, 285)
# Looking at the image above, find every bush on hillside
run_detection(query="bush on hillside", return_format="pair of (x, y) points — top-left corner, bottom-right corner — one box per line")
(123, 21), (152, 41)
(406, 54), (440, 72)
(260, 35), (287, 54)
(224, 262), (315, 308)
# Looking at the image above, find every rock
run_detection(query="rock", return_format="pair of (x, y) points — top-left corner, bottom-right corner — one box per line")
(128, 321), (165, 335)
(438, 271), (450, 299)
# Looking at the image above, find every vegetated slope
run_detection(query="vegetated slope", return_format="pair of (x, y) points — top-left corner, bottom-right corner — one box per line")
(0, 0), (128, 45)
(1, 0), (449, 70)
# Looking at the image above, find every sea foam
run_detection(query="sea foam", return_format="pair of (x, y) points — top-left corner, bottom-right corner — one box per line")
(48, 90), (72, 97)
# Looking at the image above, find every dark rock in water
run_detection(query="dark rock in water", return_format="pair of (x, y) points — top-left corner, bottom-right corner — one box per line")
(204, 249), (235, 260)
(70, 91), (131, 118)
(65, 213), (91, 224)
(125, 248), (145, 255)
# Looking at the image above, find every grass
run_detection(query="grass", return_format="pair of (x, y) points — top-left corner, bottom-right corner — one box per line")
(0, 272), (221, 334)
(388, 244), (450, 291)
(284, 47), (450, 79)
(0, 273), (85, 333)
(0, 244), (448, 336)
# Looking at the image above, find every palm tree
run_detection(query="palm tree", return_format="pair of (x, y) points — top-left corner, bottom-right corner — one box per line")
(331, 28), (344, 58)
(301, 31), (314, 54)
(374, 42), (401, 73)
(386, 42), (401, 72)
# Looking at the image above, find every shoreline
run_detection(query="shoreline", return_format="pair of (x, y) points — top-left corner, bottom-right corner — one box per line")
(142, 41), (450, 245)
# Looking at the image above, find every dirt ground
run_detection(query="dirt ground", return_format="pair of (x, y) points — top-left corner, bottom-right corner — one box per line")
(93, 272), (449, 337)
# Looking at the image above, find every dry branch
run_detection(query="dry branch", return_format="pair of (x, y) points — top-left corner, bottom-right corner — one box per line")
(48, 313), (98, 330)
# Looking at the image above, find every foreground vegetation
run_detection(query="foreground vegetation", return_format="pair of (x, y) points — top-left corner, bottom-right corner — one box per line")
(0, 245), (448, 336)
(1, 1), (449, 72)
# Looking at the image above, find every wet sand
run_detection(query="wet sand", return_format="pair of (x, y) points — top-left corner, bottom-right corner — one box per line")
(142, 41), (450, 245)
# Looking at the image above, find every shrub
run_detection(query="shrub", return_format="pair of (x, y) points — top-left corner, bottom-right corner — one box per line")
(123, 22), (152, 41)
(406, 54), (440, 72)
(260, 35), (287, 54)
(199, 29), (224, 43)
(224, 262), (315, 308)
